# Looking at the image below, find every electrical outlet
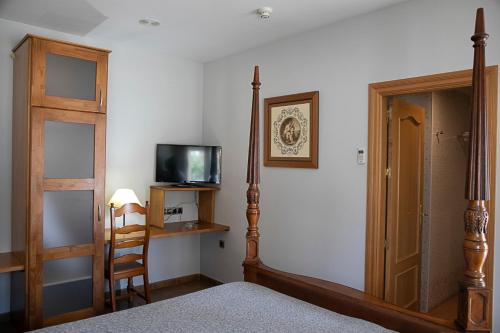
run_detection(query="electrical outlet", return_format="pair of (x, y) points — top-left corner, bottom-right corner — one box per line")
(219, 240), (225, 248)
(165, 207), (183, 215)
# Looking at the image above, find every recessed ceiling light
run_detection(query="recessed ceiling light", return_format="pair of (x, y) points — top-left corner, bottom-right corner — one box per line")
(139, 18), (160, 27)
(257, 7), (273, 20)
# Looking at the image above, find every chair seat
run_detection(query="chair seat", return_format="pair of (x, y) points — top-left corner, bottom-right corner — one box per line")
(105, 261), (145, 279)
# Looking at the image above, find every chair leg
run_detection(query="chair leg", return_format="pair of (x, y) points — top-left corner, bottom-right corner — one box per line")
(127, 277), (134, 304)
(109, 278), (116, 312)
(143, 273), (151, 304)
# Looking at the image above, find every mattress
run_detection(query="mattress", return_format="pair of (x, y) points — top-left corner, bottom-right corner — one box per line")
(33, 282), (395, 333)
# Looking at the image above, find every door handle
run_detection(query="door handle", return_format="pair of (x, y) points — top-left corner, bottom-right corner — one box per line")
(98, 90), (103, 112)
(98, 204), (102, 222)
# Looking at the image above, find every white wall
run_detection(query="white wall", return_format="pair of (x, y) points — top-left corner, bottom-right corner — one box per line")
(0, 18), (204, 313)
(200, 0), (500, 329)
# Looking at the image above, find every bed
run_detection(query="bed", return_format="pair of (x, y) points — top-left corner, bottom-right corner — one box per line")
(33, 282), (395, 333)
(35, 8), (491, 333)
(242, 8), (492, 333)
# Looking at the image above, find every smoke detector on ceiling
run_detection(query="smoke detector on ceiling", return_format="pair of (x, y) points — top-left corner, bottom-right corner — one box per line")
(257, 7), (273, 20)
(139, 18), (160, 27)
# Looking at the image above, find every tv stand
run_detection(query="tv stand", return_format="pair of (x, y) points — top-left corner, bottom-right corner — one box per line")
(171, 183), (203, 188)
(149, 185), (224, 231)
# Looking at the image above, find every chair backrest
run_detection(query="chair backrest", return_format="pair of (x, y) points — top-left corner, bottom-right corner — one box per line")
(108, 202), (150, 272)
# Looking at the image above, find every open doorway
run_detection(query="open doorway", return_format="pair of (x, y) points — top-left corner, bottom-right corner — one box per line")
(384, 88), (472, 319)
(364, 67), (498, 325)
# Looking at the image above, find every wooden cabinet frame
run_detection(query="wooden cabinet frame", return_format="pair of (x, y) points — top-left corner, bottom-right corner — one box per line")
(31, 38), (108, 113)
(28, 107), (106, 327)
(11, 35), (110, 330)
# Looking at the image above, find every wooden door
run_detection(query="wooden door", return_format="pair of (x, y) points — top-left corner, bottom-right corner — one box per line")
(385, 98), (424, 310)
(31, 38), (108, 113)
(29, 107), (105, 328)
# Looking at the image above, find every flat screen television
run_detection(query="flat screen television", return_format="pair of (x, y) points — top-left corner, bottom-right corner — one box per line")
(155, 144), (222, 185)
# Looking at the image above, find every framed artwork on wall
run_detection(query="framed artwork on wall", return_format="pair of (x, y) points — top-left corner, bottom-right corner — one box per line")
(264, 91), (319, 168)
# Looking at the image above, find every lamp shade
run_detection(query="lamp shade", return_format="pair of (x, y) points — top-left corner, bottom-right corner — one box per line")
(108, 189), (141, 208)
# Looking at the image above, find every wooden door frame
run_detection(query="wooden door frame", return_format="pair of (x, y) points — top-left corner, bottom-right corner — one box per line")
(365, 66), (498, 302)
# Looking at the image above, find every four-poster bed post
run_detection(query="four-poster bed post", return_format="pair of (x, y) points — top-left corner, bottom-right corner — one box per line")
(244, 8), (492, 333)
(457, 8), (491, 332)
(245, 66), (261, 268)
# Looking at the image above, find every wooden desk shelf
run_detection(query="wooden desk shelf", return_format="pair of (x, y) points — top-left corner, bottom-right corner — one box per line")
(0, 252), (25, 273)
(150, 185), (219, 228)
(106, 221), (230, 242)
(105, 185), (229, 242)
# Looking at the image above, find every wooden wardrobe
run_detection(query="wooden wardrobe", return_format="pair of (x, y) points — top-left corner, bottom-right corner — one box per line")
(10, 35), (110, 330)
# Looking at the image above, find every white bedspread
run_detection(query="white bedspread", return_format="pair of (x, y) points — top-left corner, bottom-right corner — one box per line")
(33, 282), (395, 332)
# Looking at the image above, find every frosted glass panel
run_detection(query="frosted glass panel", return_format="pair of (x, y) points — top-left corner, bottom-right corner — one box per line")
(44, 121), (94, 179)
(43, 191), (93, 248)
(43, 256), (93, 319)
(45, 53), (96, 100)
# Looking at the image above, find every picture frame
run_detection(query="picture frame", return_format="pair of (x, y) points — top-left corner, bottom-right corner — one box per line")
(264, 91), (319, 168)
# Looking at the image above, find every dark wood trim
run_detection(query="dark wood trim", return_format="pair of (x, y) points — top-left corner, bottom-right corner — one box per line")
(244, 262), (459, 333)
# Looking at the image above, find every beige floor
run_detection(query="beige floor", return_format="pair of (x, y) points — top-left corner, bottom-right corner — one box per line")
(428, 294), (458, 322)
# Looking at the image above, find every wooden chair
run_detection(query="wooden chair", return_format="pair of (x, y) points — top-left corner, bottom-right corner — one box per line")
(106, 202), (151, 312)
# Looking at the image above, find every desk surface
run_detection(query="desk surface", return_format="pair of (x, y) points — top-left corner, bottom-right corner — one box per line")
(105, 221), (230, 242)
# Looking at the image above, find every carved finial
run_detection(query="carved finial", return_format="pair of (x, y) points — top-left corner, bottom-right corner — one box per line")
(474, 8), (485, 35)
(247, 66), (261, 185)
(253, 65), (261, 88)
(466, 8), (489, 200)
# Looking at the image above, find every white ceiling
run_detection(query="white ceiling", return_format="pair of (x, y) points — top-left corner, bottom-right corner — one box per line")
(0, 0), (409, 62)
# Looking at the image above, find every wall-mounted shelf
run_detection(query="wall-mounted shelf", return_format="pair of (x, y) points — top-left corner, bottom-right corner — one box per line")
(149, 185), (219, 228)
(105, 221), (229, 242)
(0, 252), (25, 273)
(104, 185), (229, 241)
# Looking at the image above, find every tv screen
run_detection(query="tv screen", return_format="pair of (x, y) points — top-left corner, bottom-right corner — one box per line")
(155, 144), (222, 184)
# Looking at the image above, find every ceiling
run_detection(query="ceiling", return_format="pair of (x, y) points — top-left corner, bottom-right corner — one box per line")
(0, 0), (409, 62)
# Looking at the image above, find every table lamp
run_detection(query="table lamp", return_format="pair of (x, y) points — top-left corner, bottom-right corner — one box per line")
(108, 189), (141, 226)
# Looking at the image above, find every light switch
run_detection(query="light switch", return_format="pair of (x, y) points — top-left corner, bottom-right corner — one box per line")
(357, 148), (366, 165)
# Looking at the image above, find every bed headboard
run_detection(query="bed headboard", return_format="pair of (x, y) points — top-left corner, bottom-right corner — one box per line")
(244, 8), (492, 332)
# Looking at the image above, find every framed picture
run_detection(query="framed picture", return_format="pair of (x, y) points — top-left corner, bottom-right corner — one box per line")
(264, 91), (319, 168)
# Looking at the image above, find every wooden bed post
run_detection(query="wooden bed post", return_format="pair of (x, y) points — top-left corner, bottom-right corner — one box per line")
(245, 66), (261, 268)
(457, 8), (491, 332)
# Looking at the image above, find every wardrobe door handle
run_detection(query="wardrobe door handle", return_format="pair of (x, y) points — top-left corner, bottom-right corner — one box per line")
(98, 204), (102, 222)
(98, 90), (103, 112)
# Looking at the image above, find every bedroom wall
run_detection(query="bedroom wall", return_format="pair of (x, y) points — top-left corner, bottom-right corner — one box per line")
(0, 19), (204, 313)
(200, 0), (500, 329)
